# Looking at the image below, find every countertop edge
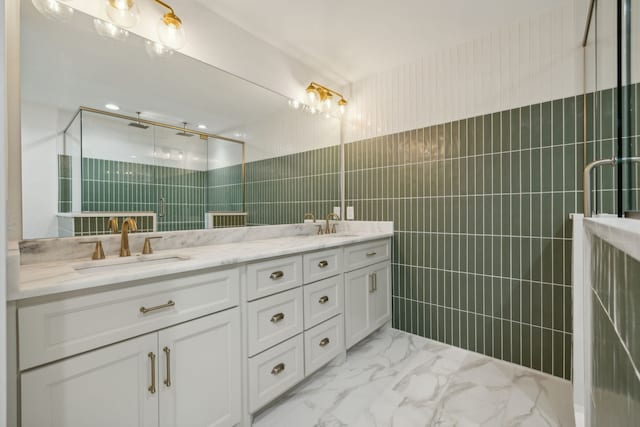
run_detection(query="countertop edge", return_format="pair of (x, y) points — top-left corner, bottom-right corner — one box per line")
(10, 232), (393, 302)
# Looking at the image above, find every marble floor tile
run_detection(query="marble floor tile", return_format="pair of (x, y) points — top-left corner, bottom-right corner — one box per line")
(253, 327), (575, 427)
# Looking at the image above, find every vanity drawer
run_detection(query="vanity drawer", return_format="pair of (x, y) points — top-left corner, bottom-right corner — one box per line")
(248, 334), (304, 413)
(247, 255), (302, 301)
(303, 248), (343, 284)
(304, 315), (344, 376)
(303, 275), (343, 329)
(344, 239), (391, 271)
(247, 287), (303, 356)
(18, 267), (240, 370)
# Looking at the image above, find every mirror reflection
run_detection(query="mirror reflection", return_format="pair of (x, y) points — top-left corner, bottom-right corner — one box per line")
(21, 1), (341, 239)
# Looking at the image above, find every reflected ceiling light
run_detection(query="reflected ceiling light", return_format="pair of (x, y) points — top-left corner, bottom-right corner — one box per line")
(93, 18), (129, 41)
(197, 124), (207, 129)
(32, 0), (74, 21)
(304, 82), (347, 118)
(105, 0), (140, 28)
(154, 0), (186, 50)
(105, 103), (120, 110)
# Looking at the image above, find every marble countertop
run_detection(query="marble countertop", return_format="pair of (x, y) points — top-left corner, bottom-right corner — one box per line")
(10, 230), (392, 301)
(584, 216), (640, 262)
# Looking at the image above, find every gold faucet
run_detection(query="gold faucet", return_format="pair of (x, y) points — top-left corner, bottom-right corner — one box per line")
(303, 213), (316, 223)
(325, 212), (340, 234)
(120, 217), (138, 257)
(107, 217), (119, 234)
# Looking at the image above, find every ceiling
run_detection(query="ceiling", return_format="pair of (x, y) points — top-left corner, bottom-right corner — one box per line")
(197, 0), (572, 83)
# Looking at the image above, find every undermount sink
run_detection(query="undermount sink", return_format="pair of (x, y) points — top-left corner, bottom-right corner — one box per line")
(72, 253), (190, 274)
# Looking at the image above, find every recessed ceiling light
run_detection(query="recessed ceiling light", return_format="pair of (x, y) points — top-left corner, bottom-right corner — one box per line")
(105, 103), (120, 111)
(197, 124), (207, 129)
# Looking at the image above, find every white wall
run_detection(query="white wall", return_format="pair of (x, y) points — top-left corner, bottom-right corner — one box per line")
(20, 101), (72, 239)
(1, 0), (9, 423)
(223, 108), (341, 163)
(342, 1), (584, 143)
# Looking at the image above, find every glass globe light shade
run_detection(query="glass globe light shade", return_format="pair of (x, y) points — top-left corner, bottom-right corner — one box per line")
(106, 0), (140, 28)
(157, 14), (186, 50)
(93, 18), (129, 41)
(144, 40), (174, 58)
(32, 0), (74, 21)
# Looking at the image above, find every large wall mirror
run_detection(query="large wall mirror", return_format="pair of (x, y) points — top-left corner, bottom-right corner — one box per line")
(21, 1), (341, 239)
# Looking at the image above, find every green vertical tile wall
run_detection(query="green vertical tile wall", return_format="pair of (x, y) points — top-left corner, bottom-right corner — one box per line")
(58, 154), (72, 213)
(207, 164), (244, 212)
(590, 237), (640, 424)
(244, 145), (341, 225)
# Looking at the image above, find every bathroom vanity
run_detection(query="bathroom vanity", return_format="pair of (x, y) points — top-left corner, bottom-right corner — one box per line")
(7, 222), (393, 427)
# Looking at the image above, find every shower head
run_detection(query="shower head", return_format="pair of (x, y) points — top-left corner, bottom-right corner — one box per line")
(128, 112), (149, 129)
(176, 122), (193, 137)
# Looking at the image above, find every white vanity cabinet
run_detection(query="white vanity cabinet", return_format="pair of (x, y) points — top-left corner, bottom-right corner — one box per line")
(17, 267), (242, 427)
(21, 309), (241, 427)
(344, 239), (392, 349)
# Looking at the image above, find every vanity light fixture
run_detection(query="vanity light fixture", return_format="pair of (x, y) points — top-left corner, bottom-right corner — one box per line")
(105, 0), (140, 28)
(303, 82), (348, 118)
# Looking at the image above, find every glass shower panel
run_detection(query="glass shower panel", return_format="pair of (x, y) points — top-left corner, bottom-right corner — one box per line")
(622, 0), (640, 212)
(80, 110), (155, 214)
(152, 125), (208, 231)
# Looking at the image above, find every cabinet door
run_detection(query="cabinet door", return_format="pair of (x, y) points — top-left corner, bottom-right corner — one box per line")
(344, 267), (372, 349)
(370, 262), (391, 328)
(159, 308), (241, 427)
(21, 333), (158, 427)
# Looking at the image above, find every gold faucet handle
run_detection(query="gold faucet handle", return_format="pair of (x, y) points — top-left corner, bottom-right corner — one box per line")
(106, 217), (119, 234)
(80, 240), (106, 260)
(316, 225), (324, 235)
(142, 236), (162, 255)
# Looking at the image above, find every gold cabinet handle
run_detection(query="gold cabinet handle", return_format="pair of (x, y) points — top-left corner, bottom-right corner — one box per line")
(373, 272), (377, 291)
(318, 260), (329, 268)
(318, 295), (329, 304)
(271, 363), (285, 375)
(270, 271), (284, 280)
(148, 352), (156, 394)
(271, 312), (285, 323)
(319, 337), (330, 347)
(163, 346), (171, 387)
(140, 300), (175, 314)
(366, 251), (377, 257)
(369, 274), (374, 293)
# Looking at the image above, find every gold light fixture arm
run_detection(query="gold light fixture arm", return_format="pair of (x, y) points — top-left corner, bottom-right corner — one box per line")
(152, 0), (182, 27)
(152, 0), (175, 15)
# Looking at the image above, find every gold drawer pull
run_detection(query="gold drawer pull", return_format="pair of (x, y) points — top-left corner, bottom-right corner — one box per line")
(318, 260), (329, 268)
(318, 295), (329, 304)
(271, 312), (285, 323)
(271, 363), (285, 375)
(366, 251), (377, 257)
(270, 271), (284, 280)
(148, 352), (156, 394)
(140, 300), (175, 314)
(319, 337), (330, 347)
(163, 346), (171, 387)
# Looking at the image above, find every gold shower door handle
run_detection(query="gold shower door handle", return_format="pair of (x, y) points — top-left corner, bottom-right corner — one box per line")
(148, 352), (156, 394)
(163, 346), (171, 387)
